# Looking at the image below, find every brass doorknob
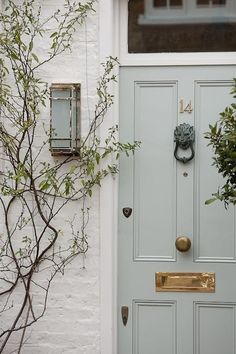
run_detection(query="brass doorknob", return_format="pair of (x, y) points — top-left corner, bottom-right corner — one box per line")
(175, 236), (191, 252)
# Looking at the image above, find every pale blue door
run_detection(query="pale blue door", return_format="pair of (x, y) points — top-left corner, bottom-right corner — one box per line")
(118, 66), (236, 354)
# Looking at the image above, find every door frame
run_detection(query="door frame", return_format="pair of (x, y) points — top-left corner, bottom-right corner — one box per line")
(99, 2), (236, 354)
(99, 1), (119, 354)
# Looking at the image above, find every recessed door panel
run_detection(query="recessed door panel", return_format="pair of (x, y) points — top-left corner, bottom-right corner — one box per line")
(194, 81), (236, 262)
(134, 82), (177, 261)
(194, 302), (236, 354)
(133, 301), (177, 354)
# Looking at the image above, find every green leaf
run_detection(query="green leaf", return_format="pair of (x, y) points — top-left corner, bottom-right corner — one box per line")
(39, 181), (50, 191)
(50, 32), (58, 38)
(31, 53), (39, 63)
(29, 41), (33, 52)
(69, 165), (76, 174)
(11, 52), (20, 61)
(95, 153), (100, 164)
(205, 198), (217, 205)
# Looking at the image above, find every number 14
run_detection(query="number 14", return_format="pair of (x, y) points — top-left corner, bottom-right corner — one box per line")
(179, 99), (193, 113)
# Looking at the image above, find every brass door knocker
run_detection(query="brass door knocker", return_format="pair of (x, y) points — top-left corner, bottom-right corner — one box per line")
(174, 123), (195, 163)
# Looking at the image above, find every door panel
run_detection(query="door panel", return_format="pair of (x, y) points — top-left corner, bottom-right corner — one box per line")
(194, 302), (236, 354)
(194, 81), (236, 262)
(133, 301), (177, 354)
(134, 81), (177, 261)
(118, 66), (236, 354)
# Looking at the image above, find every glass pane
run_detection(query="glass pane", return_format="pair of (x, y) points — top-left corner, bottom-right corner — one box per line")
(197, 0), (209, 4)
(197, 0), (226, 5)
(212, 0), (226, 5)
(153, 0), (167, 7)
(51, 98), (71, 148)
(170, 0), (182, 6)
(51, 89), (71, 99)
(51, 89), (71, 149)
(128, 0), (236, 53)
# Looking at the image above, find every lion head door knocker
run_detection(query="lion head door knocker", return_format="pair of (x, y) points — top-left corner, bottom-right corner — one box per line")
(174, 123), (195, 163)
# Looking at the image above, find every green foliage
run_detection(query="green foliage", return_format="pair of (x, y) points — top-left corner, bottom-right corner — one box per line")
(205, 78), (236, 207)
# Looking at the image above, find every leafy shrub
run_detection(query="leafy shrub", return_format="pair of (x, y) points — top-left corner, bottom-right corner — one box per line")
(205, 79), (236, 207)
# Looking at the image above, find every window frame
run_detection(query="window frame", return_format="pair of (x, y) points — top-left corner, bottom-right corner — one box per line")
(119, 0), (236, 66)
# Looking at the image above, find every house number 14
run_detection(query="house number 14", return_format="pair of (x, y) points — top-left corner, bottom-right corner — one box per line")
(179, 99), (193, 113)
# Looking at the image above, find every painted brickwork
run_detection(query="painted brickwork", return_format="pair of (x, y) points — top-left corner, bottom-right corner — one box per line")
(0, 1), (101, 353)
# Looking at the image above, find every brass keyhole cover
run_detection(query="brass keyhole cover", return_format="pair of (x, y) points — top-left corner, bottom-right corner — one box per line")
(175, 236), (191, 252)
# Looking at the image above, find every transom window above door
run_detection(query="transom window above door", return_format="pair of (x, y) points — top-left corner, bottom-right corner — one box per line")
(128, 0), (236, 53)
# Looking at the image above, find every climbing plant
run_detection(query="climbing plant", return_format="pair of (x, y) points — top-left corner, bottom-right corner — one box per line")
(0, 1), (139, 352)
(205, 79), (236, 207)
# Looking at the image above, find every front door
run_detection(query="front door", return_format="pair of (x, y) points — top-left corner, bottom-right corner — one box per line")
(118, 65), (236, 354)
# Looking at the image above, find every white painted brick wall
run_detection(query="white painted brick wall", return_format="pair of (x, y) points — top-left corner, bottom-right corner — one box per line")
(0, 1), (102, 353)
